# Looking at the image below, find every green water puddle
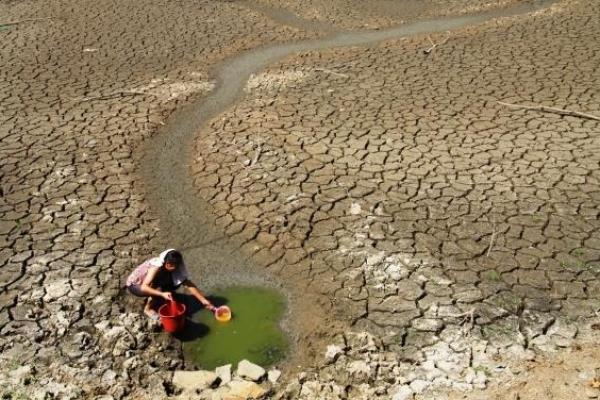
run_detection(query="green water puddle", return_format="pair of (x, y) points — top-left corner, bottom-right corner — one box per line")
(182, 286), (289, 370)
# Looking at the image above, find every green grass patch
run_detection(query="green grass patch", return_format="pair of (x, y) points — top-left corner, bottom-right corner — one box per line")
(485, 270), (501, 281)
(473, 365), (491, 376)
(572, 248), (585, 258)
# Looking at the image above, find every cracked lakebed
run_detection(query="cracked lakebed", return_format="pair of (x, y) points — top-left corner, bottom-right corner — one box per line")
(2, 0), (600, 398)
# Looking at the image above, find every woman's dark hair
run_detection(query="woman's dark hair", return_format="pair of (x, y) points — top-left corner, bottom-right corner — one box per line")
(163, 250), (183, 268)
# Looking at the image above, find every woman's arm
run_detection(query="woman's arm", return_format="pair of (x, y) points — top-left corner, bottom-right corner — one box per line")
(182, 279), (214, 309)
(141, 267), (173, 300)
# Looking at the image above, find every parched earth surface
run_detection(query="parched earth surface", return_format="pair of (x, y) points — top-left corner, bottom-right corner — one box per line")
(191, 0), (600, 398)
(251, 0), (536, 30)
(0, 0), (308, 398)
(2, 0), (600, 399)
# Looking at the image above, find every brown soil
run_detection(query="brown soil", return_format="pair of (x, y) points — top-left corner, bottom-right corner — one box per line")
(1, 0), (599, 398)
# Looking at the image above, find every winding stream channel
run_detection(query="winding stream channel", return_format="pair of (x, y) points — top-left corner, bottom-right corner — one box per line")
(138, 0), (556, 366)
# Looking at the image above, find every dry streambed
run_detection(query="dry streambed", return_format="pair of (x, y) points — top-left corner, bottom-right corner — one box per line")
(2, 0), (599, 399)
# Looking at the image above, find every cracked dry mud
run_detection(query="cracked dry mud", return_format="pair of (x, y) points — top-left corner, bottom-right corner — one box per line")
(191, 0), (600, 398)
(1, 0), (600, 399)
(252, 0), (539, 30)
(0, 0), (308, 398)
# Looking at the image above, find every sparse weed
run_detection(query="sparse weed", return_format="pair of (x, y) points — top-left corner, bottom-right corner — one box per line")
(485, 270), (501, 281)
(7, 359), (20, 370)
(572, 249), (585, 258)
(473, 365), (491, 376)
(2, 389), (30, 400)
(530, 212), (545, 221)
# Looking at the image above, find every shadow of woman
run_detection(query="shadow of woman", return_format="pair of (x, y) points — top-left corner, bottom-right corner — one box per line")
(174, 319), (209, 342)
(170, 294), (229, 342)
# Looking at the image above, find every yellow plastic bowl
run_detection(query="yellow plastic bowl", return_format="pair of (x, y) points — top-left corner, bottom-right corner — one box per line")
(215, 305), (232, 322)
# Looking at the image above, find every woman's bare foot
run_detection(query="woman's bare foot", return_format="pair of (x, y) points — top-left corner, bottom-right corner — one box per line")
(144, 308), (160, 321)
(144, 297), (160, 320)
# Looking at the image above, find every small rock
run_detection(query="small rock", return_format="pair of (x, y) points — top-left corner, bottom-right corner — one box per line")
(298, 372), (308, 383)
(283, 380), (302, 398)
(9, 365), (35, 385)
(95, 320), (111, 331)
(464, 368), (476, 384)
(43, 279), (71, 302)
(346, 360), (371, 382)
(553, 336), (573, 348)
(325, 344), (343, 363)
(547, 320), (578, 339)
(268, 369), (281, 384)
(173, 370), (218, 392)
(237, 359), (266, 382)
(412, 318), (444, 332)
(409, 379), (430, 394)
(366, 251), (386, 266)
(215, 364), (232, 386)
(422, 363), (445, 381)
(578, 370), (595, 381)
(392, 385), (414, 400)
(350, 203), (362, 215)
(452, 381), (473, 391)
(474, 370), (488, 388)
(224, 379), (267, 399)
(101, 369), (117, 386)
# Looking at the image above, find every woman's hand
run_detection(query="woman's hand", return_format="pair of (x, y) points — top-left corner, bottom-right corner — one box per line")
(162, 292), (174, 301)
(205, 303), (216, 311)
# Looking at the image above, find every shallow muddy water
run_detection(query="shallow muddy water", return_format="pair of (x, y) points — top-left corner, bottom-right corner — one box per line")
(183, 286), (289, 369)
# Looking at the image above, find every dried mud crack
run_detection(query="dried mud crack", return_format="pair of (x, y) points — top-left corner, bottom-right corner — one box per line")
(2, 0), (600, 399)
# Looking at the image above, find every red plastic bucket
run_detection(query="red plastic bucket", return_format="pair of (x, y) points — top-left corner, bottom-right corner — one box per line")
(158, 300), (186, 333)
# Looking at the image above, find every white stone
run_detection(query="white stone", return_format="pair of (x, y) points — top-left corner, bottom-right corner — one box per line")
(392, 385), (414, 400)
(452, 382), (473, 391)
(9, 365), (34, 385)
(237, 359), (266, 382)
(412, 318), (443, 332)
(224, 380), (266, 399)
(325, 344), (343, 362)
(464, 367), (476, 384)
(43, 279), (71, 302)
(410, 379), (430, 394)
(432, 376), (452, 387)
(553, 336), (573, 348)
(366, 251), (386, 266)
(268, 369), (281, 384)
(578, 370), (595, 381)
(220, 379), (267, 399)
(215, 364), (232, 386)
(347, 360), (371, 380)
(101, 369), (117, 386)
(547, 319), (577, 339)
(474, 371), (487, 385)
(530, 335), (556, 352)
(172, 370), (218, 392)
(350, 203), (362, 215)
